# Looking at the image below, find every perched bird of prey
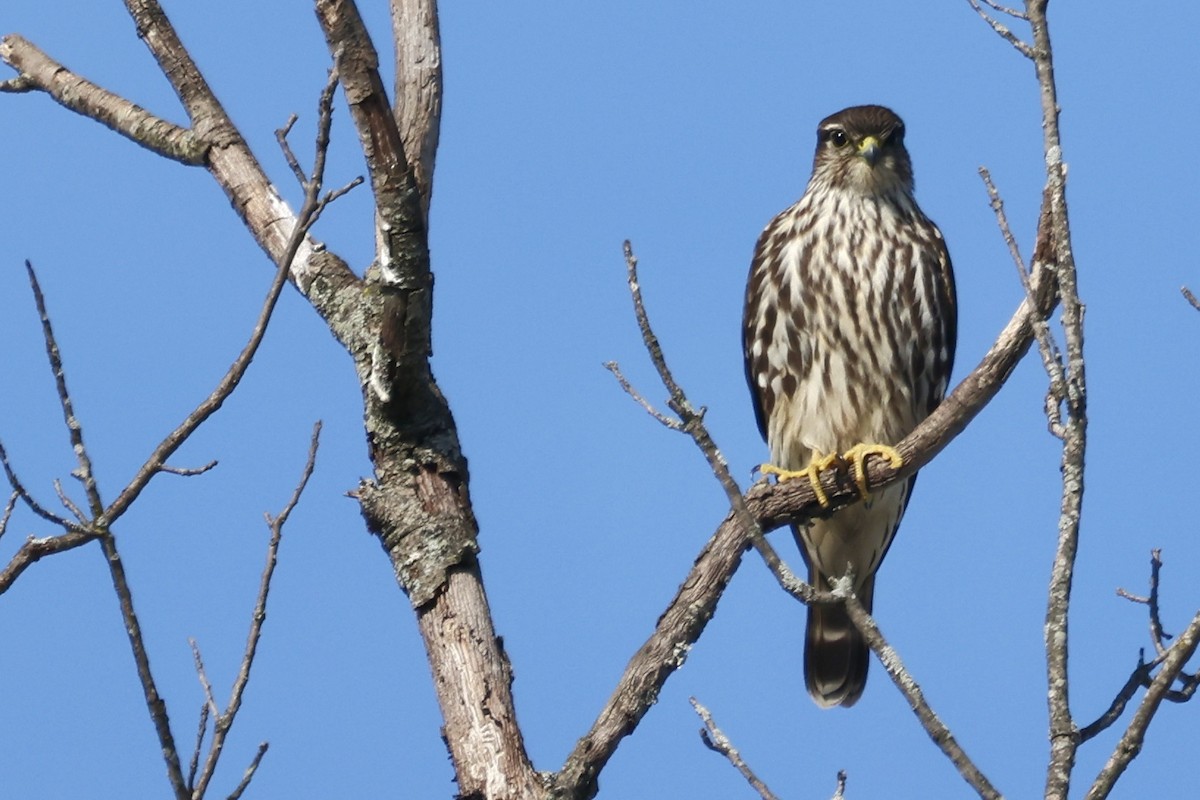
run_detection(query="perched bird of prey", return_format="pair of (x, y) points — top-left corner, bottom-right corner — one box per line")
(743, 105), (957, 707)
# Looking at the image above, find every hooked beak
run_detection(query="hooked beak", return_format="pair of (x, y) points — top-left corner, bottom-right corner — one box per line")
(857, 136), (881, 167)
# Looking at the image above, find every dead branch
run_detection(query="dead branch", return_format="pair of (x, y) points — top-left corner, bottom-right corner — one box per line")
(978, 168), (1066, 438)
(0, 34), (207, 163)
(0, 491), (17, 541)
(187, 702), (210, 790)
(843, 594), (1000, 798)
(690, 698), (780, 800)
(227, 742), (270, 800)
(388, 0), (442, 223)
(1116, 549), (1170, 657)
(966, 0), (1034, 57)
(1086, 610), (1200, 799)
(189, 421), (322, 798)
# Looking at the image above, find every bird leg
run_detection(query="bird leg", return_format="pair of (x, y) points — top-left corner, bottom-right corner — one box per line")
(761, 444), (902, 505)
(760, 452), (841, 507)
(839, 443), (903, 499)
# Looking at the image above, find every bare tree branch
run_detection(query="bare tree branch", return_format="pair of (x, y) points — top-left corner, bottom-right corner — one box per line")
(1116, 549), (1171, 657)
(1086, 610), (1200, 799)
(0, 34), (207, 163)
(187, 702), (210, 791)
(690, 698), (780, 800)
(979, 168), (1067, 438)
(979, 0), (1028, 19)
(389, 0), (442, 223)
(316, 0), (425, 287)
(52, 479), (87, 524)
(1079, 654), (1154, 744)
(189, 638), (222, 719)
(843, 594), (1001, 798)
(1011, 3), (1089, 797)
(0, 437), (75, 530)
(191, 421), (321, 798)
(24, 259), (104, 517)
(1182, 286), (1200, 312)
(0, 491), (17, 541)
(99, 531), (189, 799)
(603, 360), (684, 431)
(226, 742), (269, 800)
(158, 461), (219, 477)
(967, 0), (1035, 57)
(0, 526), (92, 592)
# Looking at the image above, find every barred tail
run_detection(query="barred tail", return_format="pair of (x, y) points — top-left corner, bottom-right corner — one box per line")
(804, 574), (874, 708)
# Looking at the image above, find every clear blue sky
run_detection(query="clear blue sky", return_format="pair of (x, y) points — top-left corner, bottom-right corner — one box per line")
(3, 3), (1199, 798)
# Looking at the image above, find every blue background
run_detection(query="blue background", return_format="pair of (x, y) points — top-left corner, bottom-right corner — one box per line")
(2, 3), (1198, 798)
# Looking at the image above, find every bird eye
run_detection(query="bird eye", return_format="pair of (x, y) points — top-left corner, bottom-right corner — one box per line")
(828, 129), (849, 148)
(890, 124), (906, 143)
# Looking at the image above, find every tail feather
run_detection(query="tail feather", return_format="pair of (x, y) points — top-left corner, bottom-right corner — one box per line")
(804, 574), (875, 708)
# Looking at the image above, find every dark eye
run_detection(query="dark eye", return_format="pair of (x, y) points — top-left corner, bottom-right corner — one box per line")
(890, 124), (905, 144)
(828, 129), (849, 148)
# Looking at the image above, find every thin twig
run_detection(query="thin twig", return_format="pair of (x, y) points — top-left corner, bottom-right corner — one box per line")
(842, 593), (1002, 799)
(275, 113), (307, 186)
(100, 532), (189, 798)
(980, 0), (1028, 19)
(0, 528), (94, 593)
(52, 479), (87, 524)
(158, 461), (219, 477)
(0, 491), (17, 541)
(189, 638), (221, 719)
(966, 0), (1035, 57)
(191, 422), (321, 798)
(1078, 653), (1154, 743)
(226, 742), (269, 800)
(1182, 286), (1200, 312)
(1144, 549), (1169, 655)
(187, 702), (210, 791)
(0, 439), (74, 529)
(603, 361), (684, 430)
(1085, 551), (1196, 744)
(25, 260), (103, 516)
(978, 168), (1067, 438)
(691, 698), (780, 800)
(1086, 610), (1200, 799)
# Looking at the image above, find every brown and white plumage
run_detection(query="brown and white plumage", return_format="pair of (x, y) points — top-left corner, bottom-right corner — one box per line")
(743, 105), (956, 707)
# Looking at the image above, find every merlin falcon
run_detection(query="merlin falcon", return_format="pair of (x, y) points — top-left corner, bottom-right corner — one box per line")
(743, 105), (957, 707)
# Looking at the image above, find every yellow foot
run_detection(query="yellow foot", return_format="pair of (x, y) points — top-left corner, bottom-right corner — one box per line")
(840, 443), (904, 498)
(761, 444), (903, 505)
(760, 453), (840, 507)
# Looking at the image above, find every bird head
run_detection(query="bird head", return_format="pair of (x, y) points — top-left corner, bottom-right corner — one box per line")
(810, 105), (914, 197)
